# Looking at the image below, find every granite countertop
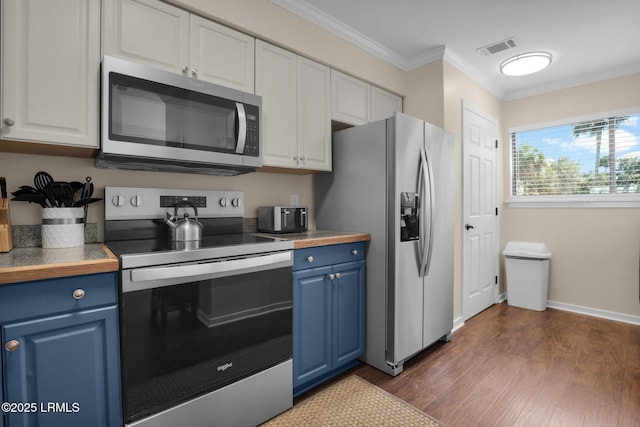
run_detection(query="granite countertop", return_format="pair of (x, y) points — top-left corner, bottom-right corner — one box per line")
(0, 230), (369, 284)
(0, 244), (119, 285)
(255, 230), (370, 249)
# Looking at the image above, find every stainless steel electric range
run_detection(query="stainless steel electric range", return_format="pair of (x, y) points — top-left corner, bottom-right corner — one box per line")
(104, 187), (294, 427)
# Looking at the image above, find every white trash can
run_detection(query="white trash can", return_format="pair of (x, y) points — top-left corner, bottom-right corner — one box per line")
(503, 241), (551, 311)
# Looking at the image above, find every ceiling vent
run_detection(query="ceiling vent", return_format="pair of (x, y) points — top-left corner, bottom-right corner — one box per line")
(476, 38), (517, 56)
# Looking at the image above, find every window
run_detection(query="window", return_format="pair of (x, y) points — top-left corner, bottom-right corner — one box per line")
(510, 111), (640, 203)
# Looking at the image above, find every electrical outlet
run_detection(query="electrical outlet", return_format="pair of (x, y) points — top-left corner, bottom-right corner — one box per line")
(290, 193), (299, 206)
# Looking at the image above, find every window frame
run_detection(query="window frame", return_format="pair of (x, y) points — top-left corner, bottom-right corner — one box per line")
(507, 106), (640, 208)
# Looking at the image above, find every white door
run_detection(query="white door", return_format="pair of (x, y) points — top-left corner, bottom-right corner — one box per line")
(462, 101), (499, 320)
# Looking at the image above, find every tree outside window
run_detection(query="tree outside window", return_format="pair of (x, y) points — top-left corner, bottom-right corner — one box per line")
(512, 113), (640, 197)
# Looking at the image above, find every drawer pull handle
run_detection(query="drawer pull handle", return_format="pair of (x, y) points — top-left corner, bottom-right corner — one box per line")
(335, 272), (341, 279)
(306, 256), (314, 263)
(328, 273), (335, 280)
(5, 340), (19, 352)
(73, 289), (85, 300)
(352, 249), (359, 255)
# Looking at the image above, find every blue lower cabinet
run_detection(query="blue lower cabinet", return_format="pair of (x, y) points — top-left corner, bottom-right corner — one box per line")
(0, 272), (122, 427)
(293, 242), (365, 396)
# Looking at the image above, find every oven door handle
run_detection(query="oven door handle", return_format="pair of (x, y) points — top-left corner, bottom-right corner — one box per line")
(129, 251), (292, 284)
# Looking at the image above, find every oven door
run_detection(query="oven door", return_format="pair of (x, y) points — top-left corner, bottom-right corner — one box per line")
(119, 251), (292, 424)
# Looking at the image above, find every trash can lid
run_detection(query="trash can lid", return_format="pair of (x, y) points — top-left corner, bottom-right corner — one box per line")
(502, 241), (551, 259)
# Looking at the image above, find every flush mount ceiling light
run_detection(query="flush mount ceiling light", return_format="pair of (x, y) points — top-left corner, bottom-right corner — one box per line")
(500, 51), (552, 76)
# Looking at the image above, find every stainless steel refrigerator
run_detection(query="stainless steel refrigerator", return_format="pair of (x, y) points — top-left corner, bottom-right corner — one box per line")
(315, 112), (454, 376)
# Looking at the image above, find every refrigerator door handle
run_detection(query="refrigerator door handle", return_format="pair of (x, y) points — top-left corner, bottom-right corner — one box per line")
(419, 147), (435, 277)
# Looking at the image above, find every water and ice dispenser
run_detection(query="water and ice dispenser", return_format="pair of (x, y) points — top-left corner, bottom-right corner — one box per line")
(400, 192), (420, 242)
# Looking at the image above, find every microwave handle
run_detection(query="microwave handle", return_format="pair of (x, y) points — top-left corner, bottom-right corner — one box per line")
(235, 102), (247, 154)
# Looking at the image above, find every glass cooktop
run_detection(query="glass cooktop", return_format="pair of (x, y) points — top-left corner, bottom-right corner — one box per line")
(106, 234), (293, 269)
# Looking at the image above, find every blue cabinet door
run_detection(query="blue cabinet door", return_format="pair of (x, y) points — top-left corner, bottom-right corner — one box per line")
(2, 306), (122, 427)
(333, 260), (365, 365)
(292, 266), (332, 388)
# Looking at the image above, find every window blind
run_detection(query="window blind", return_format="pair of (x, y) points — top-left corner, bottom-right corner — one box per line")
(511, 113), (640, 196)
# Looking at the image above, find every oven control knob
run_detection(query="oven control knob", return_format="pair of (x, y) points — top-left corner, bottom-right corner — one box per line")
(219, 197), (229, 207)
(112, 195), (125, 207)
(231, 197), (241, 208)
(130, 195), (144, 207)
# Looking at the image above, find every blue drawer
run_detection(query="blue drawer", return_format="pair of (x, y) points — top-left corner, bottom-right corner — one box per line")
(0, 272), (118, 323)
(294, 242), (365, 271)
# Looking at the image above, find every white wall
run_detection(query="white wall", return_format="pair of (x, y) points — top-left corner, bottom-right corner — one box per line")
(501, 73), (640, 318)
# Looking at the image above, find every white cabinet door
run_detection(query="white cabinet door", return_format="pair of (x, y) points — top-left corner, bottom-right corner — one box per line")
(297, 57), (331, 171)
(371, 86), (403, 122)
(104, 0), (255, 90)
(1, 0), (100, 148)
(256, 40), (298, 168)
(256, 42), (331, 171)
(331, 70), (370, 126)
(255, 41), (298, 169)
(189, 16), (254, 91)
(102, 0), (189, 73)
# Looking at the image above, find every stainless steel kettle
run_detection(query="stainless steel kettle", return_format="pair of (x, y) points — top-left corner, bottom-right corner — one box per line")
(163, 201), (203, 241)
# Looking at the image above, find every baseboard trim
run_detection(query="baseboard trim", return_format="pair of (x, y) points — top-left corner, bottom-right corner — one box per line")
(546, 300), (640, 326)
(452, 316), (465, 333)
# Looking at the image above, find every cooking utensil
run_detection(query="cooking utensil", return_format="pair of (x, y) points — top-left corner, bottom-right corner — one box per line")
(34, 171), (54, 193)
(81, 177), (94, 229)
(18, 185), (41, 194)
(45, 181), (75, 207)
(81, 176), (93, 199)
(11, 193), (47, 208)
(72, 197), (102, 207)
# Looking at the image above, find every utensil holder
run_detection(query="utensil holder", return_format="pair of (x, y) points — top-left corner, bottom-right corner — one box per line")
(0, 198), (12, 252)
(41, 207), (84, 248)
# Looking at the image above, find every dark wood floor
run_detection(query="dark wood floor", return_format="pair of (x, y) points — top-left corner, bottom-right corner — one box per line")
(299, 302), (640, 426)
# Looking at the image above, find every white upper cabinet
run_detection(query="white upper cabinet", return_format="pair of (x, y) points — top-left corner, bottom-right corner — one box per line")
(371, 86), (403, 122)
(189, 16), (255, 92)
(331, 70), (371, 126)
(296, 57), (331, 171)
(1, 0), (101, 148)
(103, 0), (255, 92)
(102, 0), (189, 74)
(256, 41), (331, 172)
(331, 69), (403, 126)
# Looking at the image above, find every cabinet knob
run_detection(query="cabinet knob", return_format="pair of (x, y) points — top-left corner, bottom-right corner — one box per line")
(352, 249), (359, 255)
(4, 118), (15, 127)
(73, 288), (85, 300)
(182, 65), (189, 74)
(5, 340), (19, 352)
(328, 273), (335, 280)
(191, 68), (198, 78)
(306, 256), (314, 263)
(335, 272), (341, 279)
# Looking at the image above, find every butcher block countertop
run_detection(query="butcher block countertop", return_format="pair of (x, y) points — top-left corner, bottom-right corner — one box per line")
(255, 230), (370, 249)
(0, 244), (119, 285)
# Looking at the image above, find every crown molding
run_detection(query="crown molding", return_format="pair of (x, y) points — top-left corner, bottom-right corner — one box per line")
(271, 0), (640, 101)
(271, 0), (505, 98)
(270, 0), (410, 70)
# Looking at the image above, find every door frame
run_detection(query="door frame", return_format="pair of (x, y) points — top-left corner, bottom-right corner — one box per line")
(461, 100), (500, 320)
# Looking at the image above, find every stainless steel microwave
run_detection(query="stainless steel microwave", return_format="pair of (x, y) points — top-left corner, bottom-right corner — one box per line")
(96, 56), (261, 176)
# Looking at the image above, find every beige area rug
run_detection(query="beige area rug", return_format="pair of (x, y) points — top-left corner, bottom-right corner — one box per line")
(262, 375), (446, 426)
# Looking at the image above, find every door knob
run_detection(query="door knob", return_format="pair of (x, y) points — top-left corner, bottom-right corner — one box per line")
(465, 224), (475, 230)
